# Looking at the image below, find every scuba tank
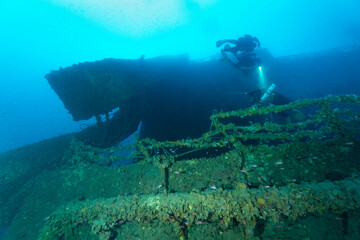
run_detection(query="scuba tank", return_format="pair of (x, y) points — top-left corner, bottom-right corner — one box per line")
(260, 84), (276, 104)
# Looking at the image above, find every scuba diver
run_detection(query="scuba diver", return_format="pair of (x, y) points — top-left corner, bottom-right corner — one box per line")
(247, 84), (277, 107)
(246, 84), (305, 121)
(216, 35), (261, 74)
(216, 34), (260, 53)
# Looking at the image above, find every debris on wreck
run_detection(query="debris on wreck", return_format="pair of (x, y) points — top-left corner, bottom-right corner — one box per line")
(28, 94), (360, 240)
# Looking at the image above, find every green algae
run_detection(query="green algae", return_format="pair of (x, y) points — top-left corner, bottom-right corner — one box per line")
(38, 179), (360, 239)
(2, 94), (360, 239)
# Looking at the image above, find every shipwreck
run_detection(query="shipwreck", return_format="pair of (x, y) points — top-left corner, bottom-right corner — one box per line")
(1, 46), (360, 239)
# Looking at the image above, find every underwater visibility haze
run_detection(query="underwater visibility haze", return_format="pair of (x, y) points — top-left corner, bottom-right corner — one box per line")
(1, 0), (360, 239)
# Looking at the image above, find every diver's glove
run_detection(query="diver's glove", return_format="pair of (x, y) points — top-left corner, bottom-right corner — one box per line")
(216, 40), (227, 48)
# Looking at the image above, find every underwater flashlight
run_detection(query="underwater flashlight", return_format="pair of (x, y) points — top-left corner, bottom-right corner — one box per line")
(258, 65), (267, 89)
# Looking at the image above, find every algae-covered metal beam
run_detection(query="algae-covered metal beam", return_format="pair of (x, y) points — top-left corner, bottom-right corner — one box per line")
(39, 178), (360, 239)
